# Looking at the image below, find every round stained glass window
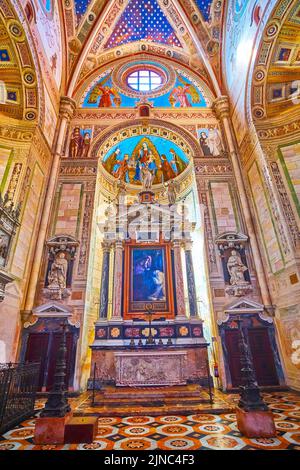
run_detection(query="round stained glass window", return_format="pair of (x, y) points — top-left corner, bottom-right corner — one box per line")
(127, 69), (163, 92)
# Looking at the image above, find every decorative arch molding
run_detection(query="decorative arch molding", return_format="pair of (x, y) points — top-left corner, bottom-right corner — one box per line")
(246, 0), (296, 128)
(7, 0), (46, 126)
(73, 53), (215, 107)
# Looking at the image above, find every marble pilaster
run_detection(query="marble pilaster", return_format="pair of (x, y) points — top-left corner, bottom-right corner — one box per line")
(99, 242), (111, 320)
(171, 240), (187, 318)
(112, 240), (124, 320)
(184, 240), (198, 318)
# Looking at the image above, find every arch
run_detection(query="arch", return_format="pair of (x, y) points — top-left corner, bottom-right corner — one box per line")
(73, 53), (215, 108)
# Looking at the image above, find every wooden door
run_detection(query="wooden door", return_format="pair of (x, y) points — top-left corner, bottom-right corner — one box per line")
(25, 333), (50, 391)
(224, 329), (242, 387)
(45, 333), (73, 391)
(248, 328), (279, 386)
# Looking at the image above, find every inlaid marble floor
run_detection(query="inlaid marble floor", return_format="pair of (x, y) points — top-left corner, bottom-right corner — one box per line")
(0, 392), (300, 450)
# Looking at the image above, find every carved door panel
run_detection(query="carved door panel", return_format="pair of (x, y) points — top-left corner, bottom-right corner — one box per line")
(45, 333), (73, 391)
(248, 328), (279, 386)
(224, 329), (242, 387)
(25, 333), (50, 391)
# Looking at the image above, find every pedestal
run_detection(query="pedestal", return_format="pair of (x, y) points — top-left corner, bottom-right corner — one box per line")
(34, 413), (72, 445)
(64, 417), (98, 444)
(236, 406), (276, 438)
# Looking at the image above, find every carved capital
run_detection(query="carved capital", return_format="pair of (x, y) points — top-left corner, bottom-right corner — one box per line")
(59, 97), (76, 121)
(213, 96), (230, 120)
(101, 240), (112, 252)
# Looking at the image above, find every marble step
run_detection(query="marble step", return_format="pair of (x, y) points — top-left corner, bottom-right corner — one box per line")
(100, 385), (205, 400)
(74, 401), (233, 417)
(92, 395), (211, 407)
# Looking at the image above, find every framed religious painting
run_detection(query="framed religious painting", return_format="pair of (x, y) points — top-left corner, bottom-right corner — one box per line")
(124, 243), (175, 320)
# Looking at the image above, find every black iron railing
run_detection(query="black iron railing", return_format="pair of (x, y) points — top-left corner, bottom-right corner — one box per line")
(0, 362), (40, 434)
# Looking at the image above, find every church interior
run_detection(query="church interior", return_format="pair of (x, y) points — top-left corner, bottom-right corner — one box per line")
(0, 0), (300, 452)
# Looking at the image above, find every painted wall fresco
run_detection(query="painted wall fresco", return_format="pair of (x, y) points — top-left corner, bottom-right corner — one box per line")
(104, 0), (182, 49)
(223, 0), (277, 143)
(82, 69), (207, 108)
(33, 0), (63, 88)
(102, 135), (189, 185)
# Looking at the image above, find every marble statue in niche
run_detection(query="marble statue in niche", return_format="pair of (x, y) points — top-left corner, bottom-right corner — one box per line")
(47, 252), (68, 296)
(227, 250), (249, 286)
(215, 233), (253, 297)
(43, 235), (79, 301)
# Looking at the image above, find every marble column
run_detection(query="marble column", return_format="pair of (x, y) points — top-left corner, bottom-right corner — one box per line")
(213, 96), (273, 310)
(171, 240), (187, 318)
(24, 97), (76, 312)
(184, 240), (198, 317)
(112, 240), (124, 320)
(99, 242), (111, 320)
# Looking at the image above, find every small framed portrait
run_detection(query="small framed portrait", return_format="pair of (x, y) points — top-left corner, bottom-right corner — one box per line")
(269, 84), (285, 102)
(124, 243), (174, 320)
(276, 46), (293, 63)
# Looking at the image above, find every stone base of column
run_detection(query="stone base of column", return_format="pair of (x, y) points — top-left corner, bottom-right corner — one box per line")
(236, 407), (276, 438)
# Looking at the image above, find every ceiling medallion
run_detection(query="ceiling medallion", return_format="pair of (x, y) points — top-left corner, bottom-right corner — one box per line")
(7, 20), (25, 42)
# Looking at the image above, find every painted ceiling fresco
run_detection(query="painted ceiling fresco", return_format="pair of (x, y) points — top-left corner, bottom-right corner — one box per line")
(194, 0), (214, 22)
(104, 0), (182, 49)
(74, 0), (93, 23)
(102, 135), (189, 185)
(82, 66), (207, 108)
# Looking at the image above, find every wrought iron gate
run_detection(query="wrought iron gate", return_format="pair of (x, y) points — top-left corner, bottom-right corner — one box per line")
(0, 362), (40, 434)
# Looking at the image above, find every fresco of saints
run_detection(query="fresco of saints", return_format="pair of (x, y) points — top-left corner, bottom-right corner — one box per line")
(160, 154), (175, 182)
(111, 148), (122, 177)
(79, 131), (91, 158)
(69, 127), (83, 158)
(199, 131), (211, 156)
(207, 128), (224, 157)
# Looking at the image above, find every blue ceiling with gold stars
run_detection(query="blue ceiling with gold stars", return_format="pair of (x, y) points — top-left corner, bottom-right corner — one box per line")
(74, 0), (93, 22)
(194, 0), (213, 22)
(105, 0), (182, 49)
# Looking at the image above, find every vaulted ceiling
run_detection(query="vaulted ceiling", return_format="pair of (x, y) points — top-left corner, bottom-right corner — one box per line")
(62, 0), (225, 98)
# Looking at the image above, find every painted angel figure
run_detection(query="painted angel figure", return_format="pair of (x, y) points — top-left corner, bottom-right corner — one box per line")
(169, 74), (201, 108)
(87, 73), (121, 108)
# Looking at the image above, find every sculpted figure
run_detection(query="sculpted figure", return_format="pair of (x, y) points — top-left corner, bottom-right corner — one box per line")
(165, 179), (179, 205)
(48, 252), (68, 290)
(227, 250), (248, 285)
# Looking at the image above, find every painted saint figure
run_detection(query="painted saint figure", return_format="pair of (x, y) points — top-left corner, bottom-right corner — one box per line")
(69, 127), (82, 158)
(199, 131), (211, 156)
(79, 132), (91, 158)
(207, 128), (224, 157)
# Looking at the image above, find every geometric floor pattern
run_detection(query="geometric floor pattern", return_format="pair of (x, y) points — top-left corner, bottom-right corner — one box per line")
(0, 392), (300, 450)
